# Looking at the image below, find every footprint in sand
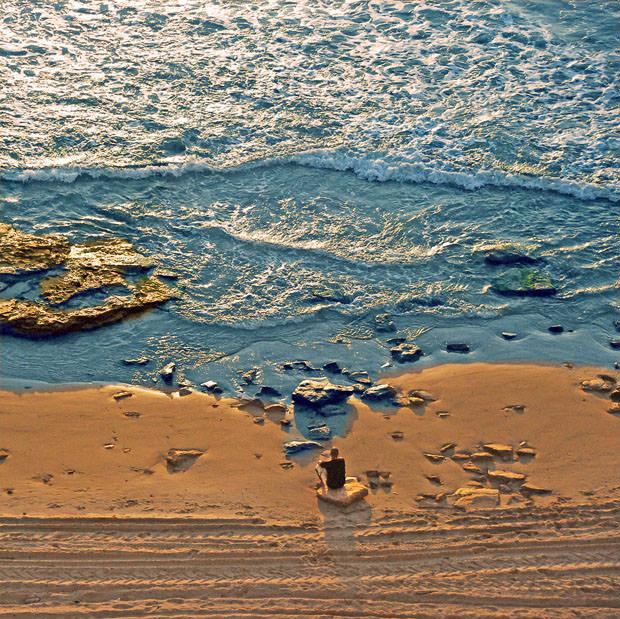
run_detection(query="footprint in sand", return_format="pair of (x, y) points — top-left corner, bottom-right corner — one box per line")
(165, 448), (205, 473)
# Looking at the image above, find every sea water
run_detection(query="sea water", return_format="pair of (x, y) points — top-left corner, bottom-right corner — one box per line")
(0, 0), (618, 394)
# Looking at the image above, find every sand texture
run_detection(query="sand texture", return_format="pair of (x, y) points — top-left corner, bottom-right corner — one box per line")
(1, 363), (619, 617)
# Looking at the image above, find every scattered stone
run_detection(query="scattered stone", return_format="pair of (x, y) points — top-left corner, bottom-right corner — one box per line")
(426, 475), (441, 485)
(424, 453), (445, 463)
(580, 377), (616, 392)
(488, 470), (526, 484)
(548, 324), (564, 334)
(483, 443), (514, 460)
(123, 411), (141, 418)
(317, 479), (368, 507)
(409, 390), (437, 402)
(159, 362), (176, 382)
(374, 313), (396, 332)
(323, 361), (342, 374)
(451, 487), (500, 509)
(361, 383), (397, 401)
(471, 451), (494, 462)
(391, 431), (404, 440)
(307, 424), (331, 440)
(609, 340), (620, 350)
(492, 268), (556, 297)
(257, 385), (281, 398)
(446, 343), (470, 353)
(103, 443), (115, 450)
(484, 245), (537, 266)
(349, 371), (373, 385)
(201, 380), (223, 394)
(123, 357), (150, 365)
(451, 452), (471, 461)
(283, 440), (323, 455)
(112, 391), (133, 401)
(501, 332), (518, 340)
(390, 342), (423, 363)
(165, 448), (204, 473)
(439, 442), (456, 453)
(520, 483), (552, 496)
(292, 379), (354, 409)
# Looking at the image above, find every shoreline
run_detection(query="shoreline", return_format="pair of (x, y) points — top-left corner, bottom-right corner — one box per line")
(1, 361), (618, 522)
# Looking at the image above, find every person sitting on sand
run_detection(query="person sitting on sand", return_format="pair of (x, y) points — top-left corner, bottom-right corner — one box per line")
(316, 447), (346, 490)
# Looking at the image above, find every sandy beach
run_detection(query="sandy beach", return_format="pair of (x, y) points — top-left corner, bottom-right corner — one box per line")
(1, 362), (619, 617)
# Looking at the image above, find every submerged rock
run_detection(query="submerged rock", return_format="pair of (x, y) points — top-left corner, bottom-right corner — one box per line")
(484, 244), (537, 266)
(0, 277), (171, 337)
(390, 342), (423, 363)
(491, 268), (557, 297)
(292, 379), (354, 408)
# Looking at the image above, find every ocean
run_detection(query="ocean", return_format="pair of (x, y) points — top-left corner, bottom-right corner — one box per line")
(1, 0), (618, 394)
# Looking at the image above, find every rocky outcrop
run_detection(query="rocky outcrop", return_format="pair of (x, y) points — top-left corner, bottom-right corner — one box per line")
(491, 268), (557, 296)
(0, 223), (69, 275)
(0, 277), (171, 337)
(292, 379), (354, 408)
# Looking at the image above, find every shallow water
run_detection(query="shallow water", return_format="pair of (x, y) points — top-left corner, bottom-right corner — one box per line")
(0, 0), (618, 393)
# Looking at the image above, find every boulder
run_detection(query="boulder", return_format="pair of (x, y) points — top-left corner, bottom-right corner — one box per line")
(390, 342), (423, 363)
(292, 379), (354, 408)
(491, 268), (557, 297)
(451, 487), (500, 509)
(165, 448), (204, 473)
(361, 383), (397, 401)
(317, 479), (368, 507)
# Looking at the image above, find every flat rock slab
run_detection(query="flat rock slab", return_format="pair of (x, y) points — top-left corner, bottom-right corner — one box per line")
(317, 480), (369, 507)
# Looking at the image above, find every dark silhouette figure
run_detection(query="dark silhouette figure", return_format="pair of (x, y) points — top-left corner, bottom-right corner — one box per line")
(317, 447), (346, 490)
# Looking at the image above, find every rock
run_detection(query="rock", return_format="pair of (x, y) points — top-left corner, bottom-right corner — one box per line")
(0, 449), (9, 463)
(436, 410), (450, 418)
(0, 277), (171, 337)
(501, 332), (518, 340)
(374, 313), (396, 332)
(257, 386), (282, 398)
(424, 453), (445, 463)
(201, 380), (223, 394)
(520, 483), (552, 496)
(451, 452), (471, 461)
(0, 222), (70, 275)
(408, 396), (426, 407)
(488, 470), (526, 484)
(483, 443), (514, 460)
(283, 440), (323, 455)
(610, 389), (620, 403)
(165, 448), (204, 473)
(281, 360), (320, 372)
(548, 324), (564, 334)
(390, 342), (423, 363)
(361, 383), (397, 401)
(580, 377), (615, 393)
(307, 424), (332, 440)
(516, 447), (536, 457)
(609, 340), (620, 350)
(446, 343), (470, 353)
(112, 391), (133, 401)
(484, 244), (537, 266)
(426, 475), (441, 485)
(240, 368), (259, 385)
(178, 387), (193, 397)
(614, 320), (620, 332)
(451, 487), (500, 509)
(159, 362), (176, 382)
(264, 403), (288, 414)
(463, 463), (483, 474)
(123, 411), (141, 418)
(409, 390), (437, 402)
(492, 268), (557, 297)
(349, 371), (373, 385)
(123, 357), (150, 365)
(504, 404), (526, 413)
(391, 431), (404, 440)
(439, 442), (456, 453)
(323, 362), (342, 374)
(292, 379), (354, 408)
(471, 451), (494, 462)
(607, 404), (620, 415)
(317, 479), (369, 507)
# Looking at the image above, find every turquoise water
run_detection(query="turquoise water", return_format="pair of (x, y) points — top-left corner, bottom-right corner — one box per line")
(0, 0), (618, 393)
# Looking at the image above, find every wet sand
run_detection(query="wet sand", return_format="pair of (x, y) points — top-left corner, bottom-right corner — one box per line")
(1, 363), (619, 617)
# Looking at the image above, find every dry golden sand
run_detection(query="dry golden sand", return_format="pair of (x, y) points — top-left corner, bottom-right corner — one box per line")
(1, 363), (619, 618)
